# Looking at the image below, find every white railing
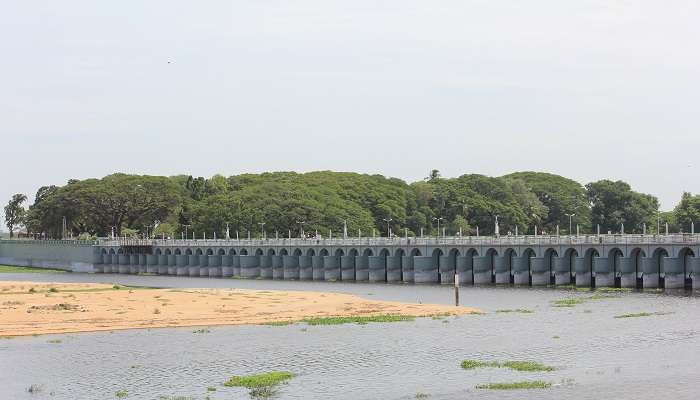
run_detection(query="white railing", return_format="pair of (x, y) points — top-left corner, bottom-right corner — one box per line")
(97, 234), (700, 248)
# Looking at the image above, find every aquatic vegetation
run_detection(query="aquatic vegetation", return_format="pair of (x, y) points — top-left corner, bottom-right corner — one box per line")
(475, 381), (551, 390)
(47, 339), (62, 344)
(415, 393), (430, 399)
(263, 320), (295, 326)
(0, 265), (66, 273)
(552, 298), (585, 307)
(552, 335), (560, 339)
(614, 311), (672, 319)
(596, 287), (632, 293)
(2, 300), (24, 306)
(115, 389), (128, 398)
(461, 360), (555, 372)
(495, 309), (534, 314)
(192, 328), (211, 334)
(224, 371), (295, 388)
(303, 315), (415, 325)
(48, 287), (59, 293)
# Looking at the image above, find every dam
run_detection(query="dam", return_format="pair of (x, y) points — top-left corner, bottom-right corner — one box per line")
(2, 234), (700, 289)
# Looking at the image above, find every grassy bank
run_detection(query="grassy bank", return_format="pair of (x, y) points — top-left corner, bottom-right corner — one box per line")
(0, 265), (66, 273)
(475, 381), (551, 390)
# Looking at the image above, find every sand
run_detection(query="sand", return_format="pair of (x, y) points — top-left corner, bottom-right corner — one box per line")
(0, 281), (481, 337)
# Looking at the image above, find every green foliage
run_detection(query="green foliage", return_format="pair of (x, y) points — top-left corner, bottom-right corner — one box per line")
(223, 371), (295, 388)
(20, 170), (673, 239)
(0, 265), (66, 273)
(302, 314), (416, 325)
(504, 172), (590, 233)
(475, 381), (552, 390)
(586, 180), (658, 234)
(4, 193), (27, 238)
(460, 360), (554, 371)
(672, 192), (700, 232)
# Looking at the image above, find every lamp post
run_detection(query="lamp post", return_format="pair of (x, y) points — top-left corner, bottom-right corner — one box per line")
(258, 222), (266, 239)
(657, 211), (661, 235)
(383, 218), (393, 238)
(432, 217), (444, 237)
(182, 224), (191, 241)
(565, 213), (575, 235)
(296, 221), (305, 238)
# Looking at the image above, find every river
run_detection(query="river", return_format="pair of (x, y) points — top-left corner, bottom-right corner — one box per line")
(1, 272), (699, 399)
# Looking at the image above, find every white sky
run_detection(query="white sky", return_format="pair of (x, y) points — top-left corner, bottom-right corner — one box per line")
(2, 1), (699, 227)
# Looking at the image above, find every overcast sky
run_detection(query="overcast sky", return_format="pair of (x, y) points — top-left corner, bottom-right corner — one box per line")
(2, 1), (699, 227)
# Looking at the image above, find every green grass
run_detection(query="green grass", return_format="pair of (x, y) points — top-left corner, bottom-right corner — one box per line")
(495, 309), (534, 314)
(263, 320), (295, 326)
(302, 315), (415, 325)
(0, 265), (66, 273)
(475, 381), (551, 390)
(461, 360), (555, 372)
(552, 298), (585, 307)
(596, 287), (632, 293)
(614, 311), (671, 319)
(224, 371), (295, 388)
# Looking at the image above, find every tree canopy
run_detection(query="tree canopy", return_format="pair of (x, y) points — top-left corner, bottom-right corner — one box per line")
(11, 170), (680, 239)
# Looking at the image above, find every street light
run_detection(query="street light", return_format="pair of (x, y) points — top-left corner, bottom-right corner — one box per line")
(383, 218), (393, 237)
(182, 224), (191, 240)
(432, 217), (444, 237)
(296, 221), (306, 238)
(565, 214), (575, 235)
(258, 222), (266, 239)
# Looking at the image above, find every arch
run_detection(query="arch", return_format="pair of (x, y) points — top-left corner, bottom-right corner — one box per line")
(629, 248), (645, 282)
(165, 248), (172, 255)
(319, 248), (329, 257)
(293, 248), (302, 256)
(280, 248), (289, 256)
(229, 248), (236, 255)
(117, 248), (124, 254)
(206, 248), (214, 256)
(101, 248), (107, 254)
(608, 248), (624, 276)
(240, 248), (248, 256)
(267, 248), (276, 256)
(379, 248), (390, 257)
(109, 248), (116, 255)
(174, 248), (182, 255)
(155, 248), (162, 255)
(335, 248), (345, 257)
(651, 247), (669, 275)
(348, 248), (359, 257)
(503, 248), (517, 275)
(395, 248), (406, 258)
(255, 248), (264, 256)
(195, 248), (203, 255)
(584, 248), (600, 272)
(363, 248), (374, 257)
(410, 248), (421, 256)
(543, 248), (557, 282)
(306, 248), (316, 257)
(522, 248), (536, 269)
(679, 247), (695, 288)
(217, 248), (226, 255)
(185, 248), (193, 255)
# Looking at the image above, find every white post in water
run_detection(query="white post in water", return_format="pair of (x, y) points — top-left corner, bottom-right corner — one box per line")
(454, 273), (460, 306)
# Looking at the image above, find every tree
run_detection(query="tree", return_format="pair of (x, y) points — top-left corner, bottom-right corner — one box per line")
(586, 180), (658, 234)
(673, 192), (700, 232)
(4, 194), (27, 238)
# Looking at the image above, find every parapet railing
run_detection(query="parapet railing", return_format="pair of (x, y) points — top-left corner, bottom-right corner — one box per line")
(97, 234), (700, 248)
(0, 239), (99, 246)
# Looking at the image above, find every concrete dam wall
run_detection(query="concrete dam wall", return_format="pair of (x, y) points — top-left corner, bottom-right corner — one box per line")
(3, 236), (700, 289)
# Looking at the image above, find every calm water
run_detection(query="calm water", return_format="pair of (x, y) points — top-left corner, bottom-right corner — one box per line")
(2, 273), (700, 399)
